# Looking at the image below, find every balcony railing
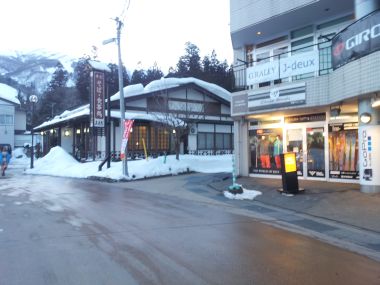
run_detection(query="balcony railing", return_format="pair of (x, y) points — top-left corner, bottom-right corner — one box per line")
(232, 45), (333, 92)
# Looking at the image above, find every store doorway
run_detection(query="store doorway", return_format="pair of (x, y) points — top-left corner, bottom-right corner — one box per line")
(286, 126), (326, 178)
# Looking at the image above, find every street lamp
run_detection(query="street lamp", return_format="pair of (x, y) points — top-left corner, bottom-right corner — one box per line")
(29, 95), (38, 169)
(103, 17), (128, 176)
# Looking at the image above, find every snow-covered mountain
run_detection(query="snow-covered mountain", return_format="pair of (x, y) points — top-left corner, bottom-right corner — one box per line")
(0, 50), (76, 95)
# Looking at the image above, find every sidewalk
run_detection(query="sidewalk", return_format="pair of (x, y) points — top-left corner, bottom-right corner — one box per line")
(207, 175), (380, 261)
(210, 176), (380, 232)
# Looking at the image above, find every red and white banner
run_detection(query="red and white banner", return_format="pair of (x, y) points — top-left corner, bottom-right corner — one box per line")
(120, 119), (134, 160)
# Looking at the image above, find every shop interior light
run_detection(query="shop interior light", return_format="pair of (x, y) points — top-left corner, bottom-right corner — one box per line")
(371, 98), (380, 108)
(360, 112), (372, 124)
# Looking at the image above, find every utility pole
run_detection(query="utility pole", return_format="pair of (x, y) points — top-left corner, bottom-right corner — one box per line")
(115, 17), (128, 176)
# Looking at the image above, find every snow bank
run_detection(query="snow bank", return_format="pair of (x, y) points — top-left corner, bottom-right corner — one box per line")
(224, 188), (262, 200)
(25, 146), (233, 180)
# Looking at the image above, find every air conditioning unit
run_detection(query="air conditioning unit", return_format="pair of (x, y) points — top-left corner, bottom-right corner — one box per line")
(189, 125), (197, 135)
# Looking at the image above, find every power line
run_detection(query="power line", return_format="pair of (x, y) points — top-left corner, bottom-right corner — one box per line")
(119, 0), (131, 22)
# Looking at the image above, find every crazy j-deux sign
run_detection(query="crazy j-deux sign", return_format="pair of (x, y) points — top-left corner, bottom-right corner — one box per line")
(246, 51), (319, 85)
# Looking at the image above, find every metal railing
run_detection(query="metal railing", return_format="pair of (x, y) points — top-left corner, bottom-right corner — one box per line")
(232, 45), (333, 92)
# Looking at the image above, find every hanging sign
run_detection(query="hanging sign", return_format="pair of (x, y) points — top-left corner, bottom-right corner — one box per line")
(91, 71), (105, 127)
(120, 119), (134, 160)
(246, 51), (319, 85)
(332, 10), (380, 69)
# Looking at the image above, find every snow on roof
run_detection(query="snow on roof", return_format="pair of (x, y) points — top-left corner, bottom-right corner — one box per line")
(110, 77), (231, 102)
(88, 60), (111, 72)
(34, 104), (178, 130)
(110, 84), (145, 102)
(0, 83), (20, 105)
(34, 104), (89, 130)
(144, 77), (231, 102)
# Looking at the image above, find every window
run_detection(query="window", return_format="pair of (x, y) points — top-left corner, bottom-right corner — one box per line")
(198, 132), (214, 150)
(317, 15), (354, 30)
(328, 124), (359, 179)
(291, 36), (315, 81)
(291, 25), (313, 39)
(150, 128), (169, 151)
(128, 125), (147, 151)
(0, 115), (13, 125)
(318, 34), (334, 75)
(249, 128), (283, 174)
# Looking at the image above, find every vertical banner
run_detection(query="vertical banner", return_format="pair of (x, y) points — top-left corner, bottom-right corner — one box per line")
(120, 119), (134, 160)
(359, 125), (380, 185)
(91, 71), (105, 127)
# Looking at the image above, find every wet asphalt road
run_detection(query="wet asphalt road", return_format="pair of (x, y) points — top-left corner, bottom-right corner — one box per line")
(0, 170), (379, 285)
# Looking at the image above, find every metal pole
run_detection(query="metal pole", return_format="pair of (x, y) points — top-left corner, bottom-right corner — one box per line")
(30, 102), (35, 168)
(106, 76), (111, 168)
(116, 17), (128, 176)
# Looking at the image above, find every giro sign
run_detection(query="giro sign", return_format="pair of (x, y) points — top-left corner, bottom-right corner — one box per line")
(332, 9), (380, 69)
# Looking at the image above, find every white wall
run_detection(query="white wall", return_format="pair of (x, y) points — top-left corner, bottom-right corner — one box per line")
(188, 135), (197, 151)
(0, 101), (15, 147)
(15, 110), (26, 131)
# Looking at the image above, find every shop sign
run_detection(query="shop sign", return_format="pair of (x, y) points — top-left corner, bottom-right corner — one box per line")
(246, 51), (319, 85)
(330, 170), (359, 179)
(332, 10), (380, 69)
(246, 61), (278, 85)
(248, 83), (306, 111)
(359, 125), (380, 185)
(329, 122), (358, 132)
(231, 94), (248, 115)
(285, 112), (326, 124)
(91, 71), (105, 127)
(284, 153), (297, 173)
(252, 168), (281, 175)
(308, 170), (325, 177)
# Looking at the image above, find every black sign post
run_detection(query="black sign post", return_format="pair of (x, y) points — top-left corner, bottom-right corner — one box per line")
(278, 153), (304, 195)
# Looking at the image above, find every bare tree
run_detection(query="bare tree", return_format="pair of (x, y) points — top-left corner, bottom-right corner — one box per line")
(149, 89), (207, 160)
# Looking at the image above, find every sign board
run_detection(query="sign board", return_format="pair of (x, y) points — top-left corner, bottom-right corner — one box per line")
(359, 125), (380, 185)
(231, 94), (248, 115)
(332, 10), (380, 69)
(284, 152), (297, 173)
(285, 113), (326, 124)
(246, 51), (319, 85)
(91, 71), (105, 127)
(120, 119), (134, 160)
(248, 82), (306, 111)
(280, 152), (299, 194)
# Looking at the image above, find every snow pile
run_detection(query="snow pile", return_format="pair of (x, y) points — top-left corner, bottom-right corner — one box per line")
(224, 188), (262, 200)
(25, 146), (232, 180)
(8, 148), (29, 169)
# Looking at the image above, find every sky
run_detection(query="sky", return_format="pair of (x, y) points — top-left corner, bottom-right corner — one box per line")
(0, 0), (233, 73)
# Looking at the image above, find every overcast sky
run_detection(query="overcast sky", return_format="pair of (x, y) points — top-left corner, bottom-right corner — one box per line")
(0, 0), (233, 73)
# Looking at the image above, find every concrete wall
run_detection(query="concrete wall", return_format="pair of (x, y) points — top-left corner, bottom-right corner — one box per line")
(230, 0), (317, 32)
(15, 110), (26, 131)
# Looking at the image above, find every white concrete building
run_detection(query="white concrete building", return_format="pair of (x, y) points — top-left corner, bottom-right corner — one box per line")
(0, 83), (27, 149)
(230, 0), (380, 192)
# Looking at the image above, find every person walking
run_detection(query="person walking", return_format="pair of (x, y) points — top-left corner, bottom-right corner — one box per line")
(0, 146), (11, 176)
